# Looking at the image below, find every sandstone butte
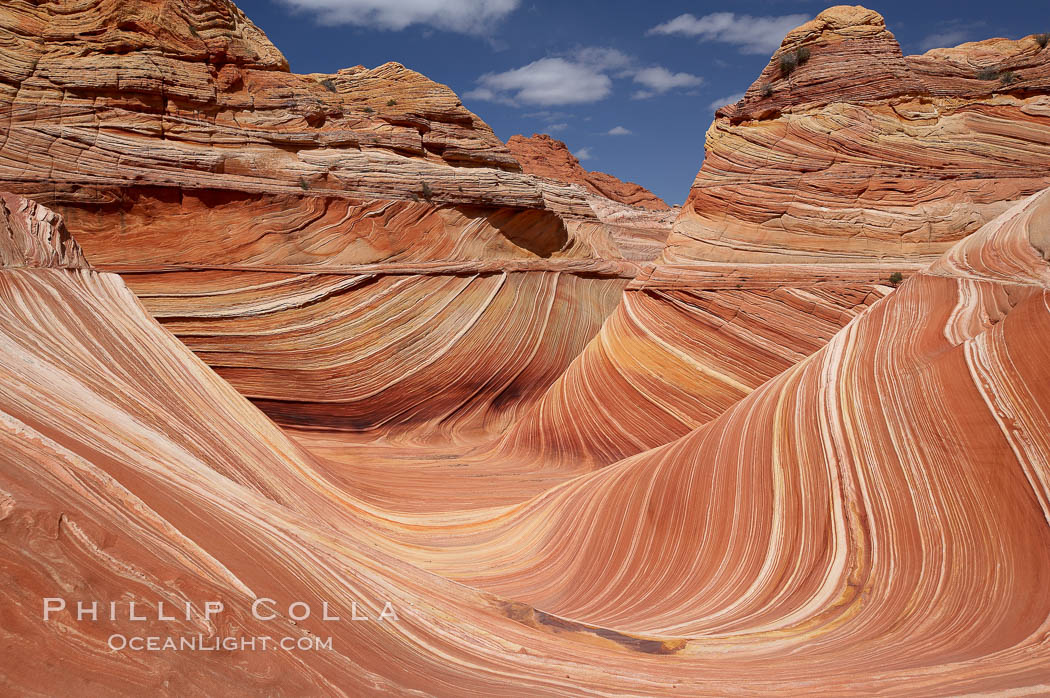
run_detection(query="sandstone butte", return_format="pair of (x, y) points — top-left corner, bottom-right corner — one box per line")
(668, 4), (1050, 264)
(1, 0), (1050, 695)
(507, 133), (671, 211)
(0, 0), (671, 437)
(507, 133), (677, 261)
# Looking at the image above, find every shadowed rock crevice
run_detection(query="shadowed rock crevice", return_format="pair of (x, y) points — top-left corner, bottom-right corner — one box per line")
(470, 206), (570, 259)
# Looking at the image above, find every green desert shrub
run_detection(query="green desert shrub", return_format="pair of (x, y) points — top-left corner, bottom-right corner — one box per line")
(362, 106), (374, 114)
(888, 271), (904, 286)
(760, 84), (774, 98)
(1035, 33), (1050, 49)
(976, 67), (999, 81)
(386, 99), (398, 106)
(321, 78), (337, 93)
(1000, 71), (1019, 85)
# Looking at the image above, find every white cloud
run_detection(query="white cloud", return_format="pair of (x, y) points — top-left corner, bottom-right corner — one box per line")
(631, 66), (703, 99)
(574, 46), (634, 71)
(546, 122), (569, 132)
(276, 0), (519, 35)
(918, 21), (985, 52)
(648, 12), (809, 55)
(707, 92), (745, 112)
(466, 57), (612, 105)
(606, 126), (632, 136)
(574, 147), (594, 161)
(918, 30), (970, 51)
(468, 47), (701, 105)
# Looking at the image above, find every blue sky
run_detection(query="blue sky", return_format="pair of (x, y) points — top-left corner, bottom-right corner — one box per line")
(242, 0), (1048, 205)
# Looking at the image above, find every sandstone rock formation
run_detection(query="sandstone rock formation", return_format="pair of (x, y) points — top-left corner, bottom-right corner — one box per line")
(507, 4), (1050, 470)
(504, 134), (676, 261)
(0, 0), (613, 265)
(493, 264), (897, 468)
(4, 1), (1050, 695)
(666, 5), (1050, 264)
(0, 191), (88, 269)
(4, 187), (1050, 695)
(507, 133), (670, 211)
(0, 0), (644, 432)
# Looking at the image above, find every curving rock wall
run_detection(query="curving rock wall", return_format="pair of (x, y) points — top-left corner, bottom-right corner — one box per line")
(3, 187), (1050, 695)
(0, 0), (646, 433)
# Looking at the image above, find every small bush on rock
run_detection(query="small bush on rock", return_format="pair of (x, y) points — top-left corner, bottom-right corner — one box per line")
(779, 46), (811, 78)
(779, 53), (798, 76)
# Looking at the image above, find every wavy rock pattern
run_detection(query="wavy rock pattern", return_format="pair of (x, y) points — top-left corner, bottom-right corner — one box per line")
(122, 268), (627, 435)
(666, 6), (1050, 264)
(0, 0), (653, 429)
(364, 190), (1050, 695)
(0, 191), (88, 269)
(3, 2), (1050, 695)
(3, 188), (1050, 696)
(494, 266), (899, 468)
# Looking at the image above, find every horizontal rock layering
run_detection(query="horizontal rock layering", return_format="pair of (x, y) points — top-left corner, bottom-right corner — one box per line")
(0, 0), (672, 430)
(666, 5), (1050, 264)
(507, 134), (670, 211)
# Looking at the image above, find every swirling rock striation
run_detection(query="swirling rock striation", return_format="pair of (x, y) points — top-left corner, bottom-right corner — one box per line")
(3, 187), (1050, 695)
(386, 189), (1050, 696)
(3, 4), (1050, 694)
(123, 268), (628, 437)
(493, 265), (899, 469)
(0, 190), (88, 269)
(0, 0), (647, 432)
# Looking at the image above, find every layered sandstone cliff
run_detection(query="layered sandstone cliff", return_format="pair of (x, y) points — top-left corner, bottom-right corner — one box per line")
(0, 0), (620, 265)
(665, 5), (1050, 264)
(507, 134), (670, 211)
(0, 0), (644, 434)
